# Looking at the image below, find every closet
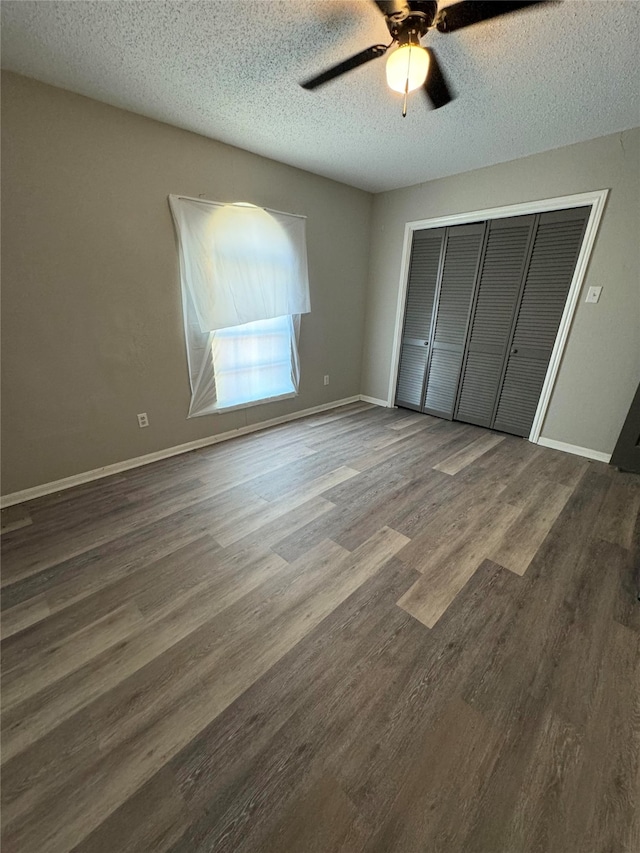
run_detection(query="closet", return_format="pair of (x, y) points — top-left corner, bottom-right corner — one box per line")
(395, 206), (590, 438)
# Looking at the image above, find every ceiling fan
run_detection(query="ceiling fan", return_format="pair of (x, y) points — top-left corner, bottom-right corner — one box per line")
(301, 1), (549, 115)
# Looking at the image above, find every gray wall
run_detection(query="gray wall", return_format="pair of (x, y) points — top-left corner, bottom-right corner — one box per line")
(362, 129), (640, 455)
(3, 72), (638, 496)
(1, 72), (373, 494)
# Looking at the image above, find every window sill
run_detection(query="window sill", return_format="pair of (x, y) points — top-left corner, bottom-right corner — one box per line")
(187, 390), (298, 418)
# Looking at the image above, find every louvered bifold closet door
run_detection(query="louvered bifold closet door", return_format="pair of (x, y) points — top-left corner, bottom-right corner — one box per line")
(423, 222), (485, 419)
(454, 215), (535, 427)
(395, 228), (445, 410)
(493, 207), (590, 437)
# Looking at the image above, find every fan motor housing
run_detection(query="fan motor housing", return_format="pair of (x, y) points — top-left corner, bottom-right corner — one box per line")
(385, 1), (438, 43)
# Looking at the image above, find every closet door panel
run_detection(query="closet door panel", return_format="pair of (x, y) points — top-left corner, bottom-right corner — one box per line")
(424, 347), (462, 417)
(395, 229), (445, 410)
(396, 345), (429, 409)
(455, 215), (534, 427)
(493, 207), (590, 437)
(456, 351), (504, 426)
(424, 223), (485, 418)
(493, 355), (549, 437)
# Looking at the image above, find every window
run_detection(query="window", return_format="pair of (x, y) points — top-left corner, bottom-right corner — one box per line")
(212, 315), (297, 410)
(169, 195), (310, 418)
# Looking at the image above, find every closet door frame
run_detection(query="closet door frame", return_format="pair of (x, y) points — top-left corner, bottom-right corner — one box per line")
(387, 189), (609, 444)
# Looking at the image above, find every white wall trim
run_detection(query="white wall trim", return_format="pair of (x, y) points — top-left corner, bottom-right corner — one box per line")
(1, 390), (612, 509)
(536, 437), (611, 464)
(0, 396), (361, 508)
(360, 394), (391, 407)
(528, 189), (609, 442)
(387, 189), (610, 444)
(391, 190), (610, 234)
(387, 218), (415, 407)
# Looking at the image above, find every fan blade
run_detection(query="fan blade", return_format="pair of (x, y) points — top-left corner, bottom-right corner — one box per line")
(373, 1), (411, 18)
(436, 1), (548, 33)
(300, 44), (388, 90)
(423, 48), (454, 109)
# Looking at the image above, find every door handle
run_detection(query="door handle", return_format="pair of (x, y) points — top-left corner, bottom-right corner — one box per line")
(511, 347), (519, 355)
(424, 341), (429, 346)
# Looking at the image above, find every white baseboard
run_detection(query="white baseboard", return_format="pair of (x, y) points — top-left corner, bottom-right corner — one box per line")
(0, 396), (361, 509)
(3, 402), (614, 509)
(536, 436), (612, 463)
(360, 395), (391, 407)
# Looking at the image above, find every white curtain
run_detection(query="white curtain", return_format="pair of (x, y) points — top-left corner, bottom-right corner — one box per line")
(169, 196), (310, 331)
(169, 195), (310, 417)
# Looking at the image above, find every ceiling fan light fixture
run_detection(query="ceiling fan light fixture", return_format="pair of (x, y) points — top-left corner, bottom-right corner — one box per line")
(385, 44), (429, 94)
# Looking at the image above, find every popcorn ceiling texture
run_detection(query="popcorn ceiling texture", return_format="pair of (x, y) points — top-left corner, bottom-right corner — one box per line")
(1, 0), (639, 192)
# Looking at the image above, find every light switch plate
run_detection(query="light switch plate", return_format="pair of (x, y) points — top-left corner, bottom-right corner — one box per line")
(585, 286), (602, 304)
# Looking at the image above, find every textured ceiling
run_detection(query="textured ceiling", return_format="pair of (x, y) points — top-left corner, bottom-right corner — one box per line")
(2, 0), (639, 192)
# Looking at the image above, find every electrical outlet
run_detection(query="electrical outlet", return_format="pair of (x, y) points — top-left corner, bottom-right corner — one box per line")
(137, 412), (149, 428)
(585, 286), (602, 304)
(323, 375), (330, 386)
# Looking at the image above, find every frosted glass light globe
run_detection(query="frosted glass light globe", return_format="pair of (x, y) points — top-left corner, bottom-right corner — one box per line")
(386, 44), (430, 94)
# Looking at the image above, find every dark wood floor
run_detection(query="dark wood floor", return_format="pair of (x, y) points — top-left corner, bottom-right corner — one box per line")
(1, 402), (639, 853)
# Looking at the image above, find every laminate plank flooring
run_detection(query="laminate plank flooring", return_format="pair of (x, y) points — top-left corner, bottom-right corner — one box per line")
(0, 504), (32, 535)
(397, 500), (522, 628)
(1, 404), (638, 853)
(488, 478), (574, 575)
(433, 431), (505, 475)
(0, 592), (49, 640)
